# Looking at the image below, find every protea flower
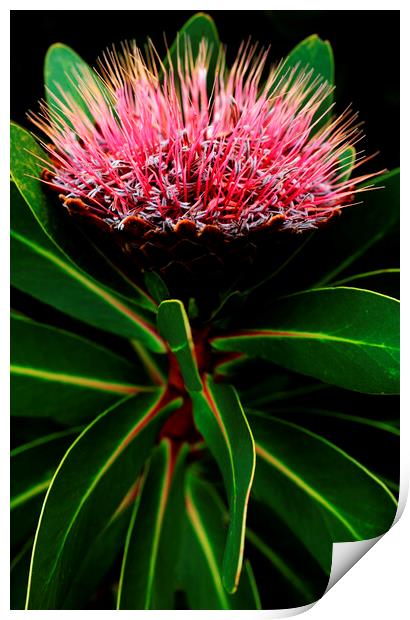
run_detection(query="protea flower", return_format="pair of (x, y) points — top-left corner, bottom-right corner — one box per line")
(31, 39), (374, 306)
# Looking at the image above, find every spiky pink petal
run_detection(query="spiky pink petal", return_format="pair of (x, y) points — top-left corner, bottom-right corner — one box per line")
(31, 40), (376, 237)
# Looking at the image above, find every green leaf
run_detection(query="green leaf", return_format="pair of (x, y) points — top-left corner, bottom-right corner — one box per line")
(238, 368), (324, 408)
(213, 353), (247, 378)
(11, 428), (80, 549)
(246, 499), (328, 607)
(165, 12), (221, 88)
(151, 445), (189, 609)
(337, 145), (356, 183)
(250, 412), (398, 546)
(11, 313), (155, 424)
(314, 169), (400, 287)
(270, 406), (399, 491)
(212, 287), (400, 394)
(10, 123), (155, 313)
(210, 290), (246, 326)
(247, 527), (316, 605)
(191, 376), (255, 593)
(117, 440), (188, 609)
(143, 271), (170, 304)
(331, 268), (399, 299)
(277, 35), (334, 130)
(264, 169), (400, 296)
(131, 340), (167, 386)
(44, 43), (107, 128)
(62, 479), (141, 609)
(11, 539), (33, 610)
(180, 472), (261, 610)
(11, 182), (164, 352)
(285, 34), (334, 84)
(26, 390), (182, 609)
(274, 407), (400, 437)
(157, 300), (202, 392)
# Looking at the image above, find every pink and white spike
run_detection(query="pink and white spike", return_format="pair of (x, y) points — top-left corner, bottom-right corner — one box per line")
(30, 39), (378, 236)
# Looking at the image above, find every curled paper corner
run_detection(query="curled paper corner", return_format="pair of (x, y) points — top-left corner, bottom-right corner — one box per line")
(261, 481), (408, 619)
(325, 536), (382, 593)
(325, 476), (408, 595)
(393, 473), (408, 526)
(255, 602), (316, 618)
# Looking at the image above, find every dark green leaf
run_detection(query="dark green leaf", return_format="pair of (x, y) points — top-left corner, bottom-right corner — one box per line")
(274, 407), (399, 437)
(248, 169), (400, 302)
(44, 44), (107, 128)
(337, 146), (356, 183)
(180, 472), (261, 609)
(131, 340), (167, 386)
(151, 445), (189, 609)
(246, 499), (328, 607)
(239, 371), (324, 409)
(62, 479), (141, 609)
(11, 428), (80, 549)
(212, 287), (400, 394)
(210, 290), (247, 328)
(213, 353), (247, 378)
(11, 182), (164, 352)
(250, 412), (398, 547)
(157, 300), (202, 392)
(11, 539), (33, 610)
(313, 170), (400, 287)
(10, 123), (155, 312)
(276, 35), (334, 130)
(117, 440), (188, 609)
(165, 12), (221, 88)
(143, 271), (170, 304)
(191, 376), (255, 593)
(331, 268), (399, 299)
(285, 34), (334, 84)
(270, 406), (399, 491)
(26, 390), (182, 609)
(11, 313), (154, 424)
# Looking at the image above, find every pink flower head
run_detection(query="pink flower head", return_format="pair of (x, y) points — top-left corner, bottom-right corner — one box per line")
(32, 40), (375, 238)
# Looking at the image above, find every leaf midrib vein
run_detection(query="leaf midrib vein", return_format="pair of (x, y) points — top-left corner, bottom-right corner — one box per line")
(214, 329), (398, 352)
(255, 442), (361, 540)
(26, 392), (165, 607)
(11, 230), (164, 349)
(11, 364), (152, 395)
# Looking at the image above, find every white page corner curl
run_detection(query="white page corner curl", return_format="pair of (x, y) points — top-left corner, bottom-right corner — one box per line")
(325, 476), (407, 594)
(325, 535), (382, 593)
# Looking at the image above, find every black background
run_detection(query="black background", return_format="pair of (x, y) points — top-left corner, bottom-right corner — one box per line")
(11, 10), (399, 170)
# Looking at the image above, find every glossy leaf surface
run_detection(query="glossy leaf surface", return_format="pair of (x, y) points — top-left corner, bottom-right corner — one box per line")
(118, 440), (188, 609)
(157, 300), (202, 392)
(62, 480), (140, 609)
(191, 376), (255, 593)
(10, 181), (164, 352)
(212, 287), (399, 394)
(278, 35), (334, 130)
(246, 499), (328, 607)
(165, 12), (221, 87)
(271, 406), (399, 490)
(26, 391), (182, 609)
(11, 313), (153, 423)
(250, 413), (397, 546)
(11, 429), (80, 547)
(44, 44), (105, 127)
(181, 473), (261, 609)
(11, 540), (33, 610)
(331, 268), (400, 299)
